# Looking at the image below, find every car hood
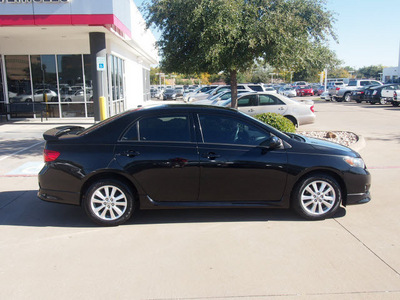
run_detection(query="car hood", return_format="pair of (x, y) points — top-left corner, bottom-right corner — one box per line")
(299, 135), (359, 157)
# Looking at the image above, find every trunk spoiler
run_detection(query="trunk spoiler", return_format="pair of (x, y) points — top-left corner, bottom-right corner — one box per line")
(43, 126), (85, 141)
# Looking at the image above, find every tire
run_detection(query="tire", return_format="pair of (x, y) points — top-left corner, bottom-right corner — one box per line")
(344, 93), (351, 102)
(25, 98), (32, 103)
(292, 174), (341, 220)
(335, 97), (343, 102)
(392, 102), (399, 107)
(380, 98), (387, 105)
(356, 100), (361, 103)
(84, 179), (135, 226)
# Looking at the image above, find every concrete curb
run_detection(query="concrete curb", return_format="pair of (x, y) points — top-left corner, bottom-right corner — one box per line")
(349, 134), (366, 152)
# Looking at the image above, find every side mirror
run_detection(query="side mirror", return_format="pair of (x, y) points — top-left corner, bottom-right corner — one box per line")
(260, 136), (282, 150)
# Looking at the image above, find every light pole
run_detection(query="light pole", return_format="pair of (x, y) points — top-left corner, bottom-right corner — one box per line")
(155, 72), (164, 88)
(348, 70), (354, 79)
(269, 73), (276, 84)
(171, 75), (177, 87)
(288, 71), (294, 84)
(378, 72), (383, 82)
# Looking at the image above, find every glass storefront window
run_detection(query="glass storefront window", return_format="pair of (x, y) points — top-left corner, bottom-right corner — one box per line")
(0, 56), (4, 103)
(5, 55), (36, 118)
(109, 55), (125, 115)
(57, 55), (84, 103)
(1, 53), (113, 119)
(0, 56), (5, 119)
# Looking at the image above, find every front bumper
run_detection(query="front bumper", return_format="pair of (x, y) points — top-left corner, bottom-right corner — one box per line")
(344, 169), (371, 205)
(346, 191), (371, 205)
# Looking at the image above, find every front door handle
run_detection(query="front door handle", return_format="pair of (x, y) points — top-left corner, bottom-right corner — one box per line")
(202, 152), (221, 160)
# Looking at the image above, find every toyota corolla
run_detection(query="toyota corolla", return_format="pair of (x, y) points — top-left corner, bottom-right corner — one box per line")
(38, 105), (371, 226)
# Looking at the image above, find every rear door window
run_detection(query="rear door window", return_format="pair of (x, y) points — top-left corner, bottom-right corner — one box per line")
(122, 115), (192, 142)
(258, 94), (284, 105)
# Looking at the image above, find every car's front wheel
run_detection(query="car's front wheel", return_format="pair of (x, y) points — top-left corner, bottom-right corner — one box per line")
(292, 174), (341, 220)
(84, 179), (135, 226)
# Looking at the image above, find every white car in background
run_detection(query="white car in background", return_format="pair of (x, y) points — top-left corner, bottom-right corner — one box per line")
(217, 92), (315, 126)
(278, 86), (297, 97)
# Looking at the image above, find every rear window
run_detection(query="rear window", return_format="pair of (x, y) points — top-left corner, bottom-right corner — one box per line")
(248, 85), (263, 92)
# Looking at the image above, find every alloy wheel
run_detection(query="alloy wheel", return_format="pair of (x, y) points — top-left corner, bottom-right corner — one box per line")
(300, 180), (336, 216)
(90, 185), (128, 221)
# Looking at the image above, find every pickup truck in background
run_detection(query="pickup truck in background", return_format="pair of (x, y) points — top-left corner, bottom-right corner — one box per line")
(331, 79), (382, 102)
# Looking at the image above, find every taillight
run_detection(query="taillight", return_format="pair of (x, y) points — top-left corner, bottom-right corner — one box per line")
(336, 87), (340, 91)
(373, 90), (377, 96)
(310, 105), (315, 113)
(44, 149), (60, 162)
(394, 91), (397, 100)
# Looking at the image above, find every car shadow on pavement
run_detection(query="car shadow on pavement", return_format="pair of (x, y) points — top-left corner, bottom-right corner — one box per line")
(0, 190), (346, 227)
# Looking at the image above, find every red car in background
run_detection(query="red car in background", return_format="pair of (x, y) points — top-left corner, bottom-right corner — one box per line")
(296, 85), (314, 96)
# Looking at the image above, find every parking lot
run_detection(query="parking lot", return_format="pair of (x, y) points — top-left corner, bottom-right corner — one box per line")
(1, 101), (400, 299)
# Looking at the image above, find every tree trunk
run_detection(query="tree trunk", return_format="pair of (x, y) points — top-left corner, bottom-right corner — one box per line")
(230, 69), (238, 108)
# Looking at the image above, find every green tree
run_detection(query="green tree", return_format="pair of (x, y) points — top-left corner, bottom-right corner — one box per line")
(143, 0), (337, 107)
(357, 65), (385, 80)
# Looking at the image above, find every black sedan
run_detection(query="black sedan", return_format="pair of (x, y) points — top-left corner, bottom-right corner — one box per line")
(38, 105), (371, 226)
(350, 86), (372, 103)
(162, 88), (177, 100)
(364, 84), (393, 105)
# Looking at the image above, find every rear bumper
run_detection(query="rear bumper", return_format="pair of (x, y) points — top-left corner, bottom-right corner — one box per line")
(38, 188), (81, 205)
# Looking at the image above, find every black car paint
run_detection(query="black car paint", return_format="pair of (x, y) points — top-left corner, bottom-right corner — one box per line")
(38, 105), (370, 211)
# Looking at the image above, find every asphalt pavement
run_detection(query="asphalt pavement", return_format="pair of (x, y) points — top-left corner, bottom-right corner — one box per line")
(0, 100), (399, 299)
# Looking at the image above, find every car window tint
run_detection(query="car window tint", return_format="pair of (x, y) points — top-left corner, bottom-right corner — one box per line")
(199, 114), (270, 145)
(221, 93), (231, 100)
(249, 85), (263, 91)
(123, 115), (191, 142)
(238, 95), (257, 107)
(259, 94), (282, 105)
(121, 122), (138, 141)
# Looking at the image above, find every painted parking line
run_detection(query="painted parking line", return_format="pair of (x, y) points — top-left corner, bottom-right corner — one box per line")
(0, 141), (44, 162)
(368, 166), (400, 169)
(6, 161), (44, 176)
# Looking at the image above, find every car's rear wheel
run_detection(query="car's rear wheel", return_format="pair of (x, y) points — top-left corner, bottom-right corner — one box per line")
(292, 174), (341, 220)
(284, 116), (298, 127)
(344, 93), (351, 102)
(84, 179), (135, 226)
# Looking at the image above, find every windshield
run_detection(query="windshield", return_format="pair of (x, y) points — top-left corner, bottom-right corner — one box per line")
(209, 91), (225, 101)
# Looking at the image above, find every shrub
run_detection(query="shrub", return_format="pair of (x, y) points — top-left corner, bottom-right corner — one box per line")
(254, 113), (296, 133)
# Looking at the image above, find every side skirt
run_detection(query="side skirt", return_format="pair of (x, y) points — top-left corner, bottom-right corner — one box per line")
(139, 195), (285, 210)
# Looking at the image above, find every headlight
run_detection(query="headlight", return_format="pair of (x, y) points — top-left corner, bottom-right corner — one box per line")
(344, 156), (365, 168)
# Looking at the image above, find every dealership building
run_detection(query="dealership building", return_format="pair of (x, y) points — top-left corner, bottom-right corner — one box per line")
(0, 0), (158, 121)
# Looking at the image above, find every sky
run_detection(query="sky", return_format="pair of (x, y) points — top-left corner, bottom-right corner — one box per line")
(134, 0), (400, 69)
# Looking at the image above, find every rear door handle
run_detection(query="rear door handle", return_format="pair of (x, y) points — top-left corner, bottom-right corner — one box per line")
(202, 152), (221, 160)
(123, 150), (140, 157)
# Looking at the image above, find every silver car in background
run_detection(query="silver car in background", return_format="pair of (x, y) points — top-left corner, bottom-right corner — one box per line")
(217, 92), (315, 126)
